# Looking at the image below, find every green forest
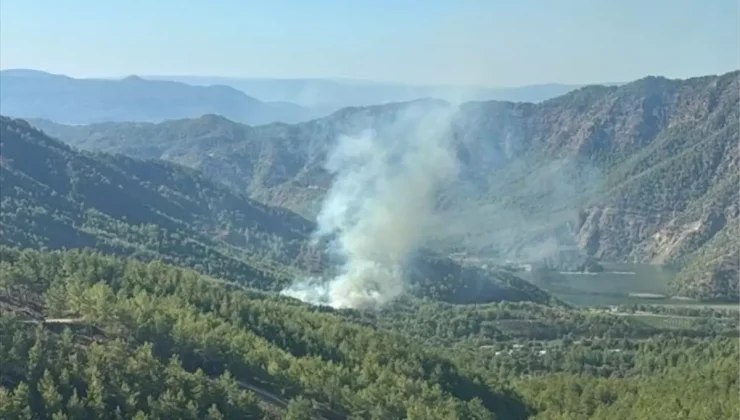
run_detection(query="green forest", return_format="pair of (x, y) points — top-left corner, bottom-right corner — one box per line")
(1, 107), (739, 420)
(1, 247), (738, 419)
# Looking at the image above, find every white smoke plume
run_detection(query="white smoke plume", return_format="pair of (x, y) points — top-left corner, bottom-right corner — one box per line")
(282, 103), (459, 309)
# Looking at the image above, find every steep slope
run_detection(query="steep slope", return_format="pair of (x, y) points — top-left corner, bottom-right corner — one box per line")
(0, 69), (320, 125)
(30, 100), (455, 217)
(29, 71), (740, 300)
(0, 116), (317, 290)
(1, 116), (552, 305)
(448, 72), (739, 298)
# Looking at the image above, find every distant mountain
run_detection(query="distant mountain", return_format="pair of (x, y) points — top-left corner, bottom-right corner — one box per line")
(1, 115), (550, 305)
(0, 69), (321, 125)
(32, 71), (740, 301)
(144, 75), (596, 112)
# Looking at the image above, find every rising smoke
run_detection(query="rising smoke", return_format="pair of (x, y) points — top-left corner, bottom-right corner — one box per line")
(281, 100), (607, 308)
(429, 156), (603, 260)
(281, 103), (459, 309)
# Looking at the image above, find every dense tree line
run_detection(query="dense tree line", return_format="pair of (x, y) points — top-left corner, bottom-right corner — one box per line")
(2, 247), (738, 419)
(515, 356), (738, 420)
(0, 247), (529, 419)
(348, 298), (736, 350)
(0, 324), (267, 420)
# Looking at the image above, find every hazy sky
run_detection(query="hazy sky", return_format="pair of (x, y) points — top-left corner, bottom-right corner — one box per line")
(1, 0), (738, 86)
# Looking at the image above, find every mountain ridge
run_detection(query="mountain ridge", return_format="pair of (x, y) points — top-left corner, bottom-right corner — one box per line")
(29, 70), (739, 300)
(140, 75), (596, 110)
(1, 115), (554, 306)
(0, 70), (322, 126)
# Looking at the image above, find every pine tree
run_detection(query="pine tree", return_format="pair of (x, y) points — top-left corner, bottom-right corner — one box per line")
(85, 366), (106, 418)
(0, 387), (20, 419)
(205, 404), (225, 420)
(51, 411), (69, 420)
(39, 369), (63, 416)
(132, 411), (150, 420)
(11, 383), (33, 420)
(285, 396), (315, 420)
(26, 328), (45, 383)
(44, 280), (69, 318)
(66, 389), (87, 420)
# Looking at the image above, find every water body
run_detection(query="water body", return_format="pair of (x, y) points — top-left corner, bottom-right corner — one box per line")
(519, 263), (688, 307)
(457, 255), (737, 308)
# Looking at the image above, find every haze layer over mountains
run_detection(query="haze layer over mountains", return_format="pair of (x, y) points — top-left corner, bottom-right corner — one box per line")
(0, 69), (595, 125)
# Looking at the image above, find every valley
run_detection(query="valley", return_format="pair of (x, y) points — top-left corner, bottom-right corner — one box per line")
(1, 70), (738, 419)
(28, 70), (740, 302)
(0, 116), (556, 307)
(1, 0), (738, 417)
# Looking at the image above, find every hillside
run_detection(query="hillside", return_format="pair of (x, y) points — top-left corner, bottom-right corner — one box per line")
(32, 71), (740, 300)
(0, 247), (533, 419)
(1, 248), (737, 420)
(450, 72), (740, 300)
(0, 116), (552, 306)
(0, 70), (321, 125)
(0, 116), (318, 290)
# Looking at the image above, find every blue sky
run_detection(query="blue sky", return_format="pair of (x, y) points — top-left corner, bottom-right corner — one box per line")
(1, 0), (738, 86)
